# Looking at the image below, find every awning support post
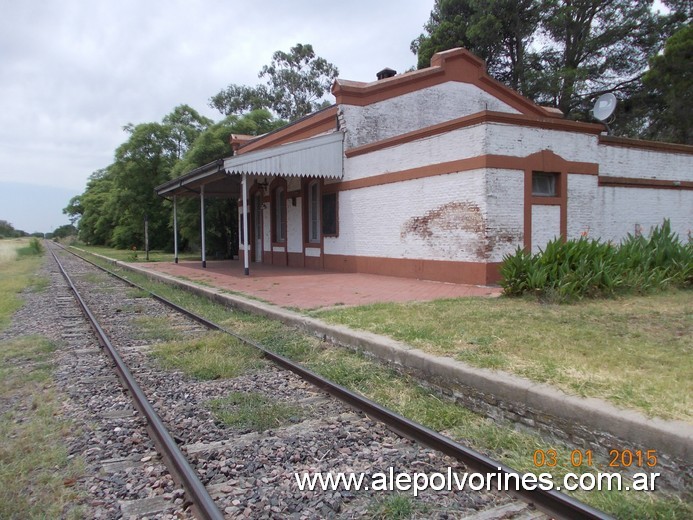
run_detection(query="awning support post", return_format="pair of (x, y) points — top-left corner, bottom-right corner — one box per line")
(173, 195), (179, 264)
(200, 185), (206, 268)
(242, 174), (249, 276)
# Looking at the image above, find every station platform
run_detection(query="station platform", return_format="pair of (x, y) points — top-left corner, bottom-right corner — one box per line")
(133, 259), (501, 310)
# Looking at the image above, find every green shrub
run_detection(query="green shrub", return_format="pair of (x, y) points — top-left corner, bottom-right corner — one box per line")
(500, 220), (692, 301)
(16, 238), (44, 258)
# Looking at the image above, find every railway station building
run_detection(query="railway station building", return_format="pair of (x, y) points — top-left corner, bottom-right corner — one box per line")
(155, 48), (693, 285)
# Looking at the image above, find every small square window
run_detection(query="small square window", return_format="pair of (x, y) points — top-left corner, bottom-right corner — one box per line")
(532, 172), (559, 197)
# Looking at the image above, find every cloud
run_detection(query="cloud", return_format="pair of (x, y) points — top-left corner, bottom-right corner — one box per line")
(0, 0), (433, 229)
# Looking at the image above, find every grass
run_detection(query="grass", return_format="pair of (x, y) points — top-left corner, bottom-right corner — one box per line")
(75, 244), (200, 263)
(0, 336), (86, 519)
(152, 332), (266, 379)
(0, 238), (47, 332)
(367, 494), (418, 519)
(207, 391), (302, 431)
(0, 239), (19, 263)
(312, 292), (692, 422)
(0, 242), (86, 518)
(69, 248), (691, 518)
(133, 315), (185, 342)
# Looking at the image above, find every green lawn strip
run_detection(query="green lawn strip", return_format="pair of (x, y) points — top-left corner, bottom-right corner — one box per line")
(76, 244), (199, 263)
(71, 249), (690, 518)
(312, 293), (692, 422)
(0, 336), (86, 519)
(0, 239), (47, 332)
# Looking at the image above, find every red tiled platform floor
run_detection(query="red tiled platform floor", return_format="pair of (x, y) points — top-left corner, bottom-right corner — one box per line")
(134, 259), (501, 310)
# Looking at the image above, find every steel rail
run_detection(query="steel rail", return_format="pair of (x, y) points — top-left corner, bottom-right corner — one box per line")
(56, 244), (613, 520)
(49, 246), (225, 520)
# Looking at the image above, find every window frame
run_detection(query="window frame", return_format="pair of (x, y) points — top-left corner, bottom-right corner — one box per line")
(307, 180), (321, 244)
(271, 181), (287, 244)
(532, 171), (560, 198)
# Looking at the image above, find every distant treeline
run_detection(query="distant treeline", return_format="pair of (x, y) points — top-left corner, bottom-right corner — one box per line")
(0, 220), (77, 240)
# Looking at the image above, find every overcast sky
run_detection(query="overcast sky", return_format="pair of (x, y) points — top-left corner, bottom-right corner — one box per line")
(0, 0), (434, 233)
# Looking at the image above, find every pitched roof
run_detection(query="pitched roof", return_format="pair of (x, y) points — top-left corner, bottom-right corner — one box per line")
(332, 47), (561, 119)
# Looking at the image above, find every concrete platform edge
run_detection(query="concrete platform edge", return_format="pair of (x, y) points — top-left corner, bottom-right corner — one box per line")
(96, 254), (692, 462)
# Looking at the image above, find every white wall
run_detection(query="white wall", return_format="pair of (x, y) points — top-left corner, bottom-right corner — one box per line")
(325, 170), (492, 262)
(599, 144), (692, 182)
(485, 124), (598, 163)
(485, 169), (525, 261)
(567, 174), (598, 240)
(595, 187), (692, 244)
(531, 205), (561, 254)
(344, 124), (487, 182)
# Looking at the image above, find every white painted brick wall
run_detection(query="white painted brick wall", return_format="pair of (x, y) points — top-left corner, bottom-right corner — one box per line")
(325, 170), (490, 262)
(567, 174), (598, 239)
(486, 124), (598, 163)
(599, 145), (693, 182)
(341, 82), (519, 149)
(344, 124), (487, 181)
(595, 187), (692, 244)
(531, 205), (561, 253)
(485, 169), (525, 261)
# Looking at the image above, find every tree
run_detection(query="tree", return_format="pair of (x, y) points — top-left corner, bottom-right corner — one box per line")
(171, 109), (286, 258)
(412, 0), (542, 93)
(537, 0), (661, 117)
(210, 43), (338, 121)
(63, 195), (83, 225)
(0, 220), (18, 238)
(52, 224), (78, 239)
(412, 0), (665, 121)
(259, 43), (339, 120)
(69, 105), (211, 249)
(68, 168), (118, 245)
(209, 84), (270, 117)
(109, 122), (179, 249)
(162, 104), (213, 160)
(640, 24), (693, 144)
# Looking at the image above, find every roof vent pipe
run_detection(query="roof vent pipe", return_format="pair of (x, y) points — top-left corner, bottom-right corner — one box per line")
(376, 67), (397, 80)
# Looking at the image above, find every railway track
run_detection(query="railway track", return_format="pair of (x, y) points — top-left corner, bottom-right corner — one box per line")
(48, 242), (611, 519)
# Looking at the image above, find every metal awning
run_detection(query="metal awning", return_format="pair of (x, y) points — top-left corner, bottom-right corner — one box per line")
(155, 159), (241, 198)
(155, 129), (344, 276)
(155, 131), (344, 199)
(224, 131), (344, 179)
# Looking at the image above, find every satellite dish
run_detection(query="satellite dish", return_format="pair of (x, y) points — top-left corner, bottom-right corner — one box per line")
(592, 93), (617, 122)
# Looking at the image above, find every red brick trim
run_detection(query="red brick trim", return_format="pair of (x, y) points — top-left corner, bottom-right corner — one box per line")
(323, 253), (501, 285)
(237, 106), (338, 154)
(334, 152), (598, 193)
(345, 111), (603, 158)
(599, 135), (693, 155)
(333, 48), (557, 120)
(287, 252), (303, 268)
(598, 176), (693, 190)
